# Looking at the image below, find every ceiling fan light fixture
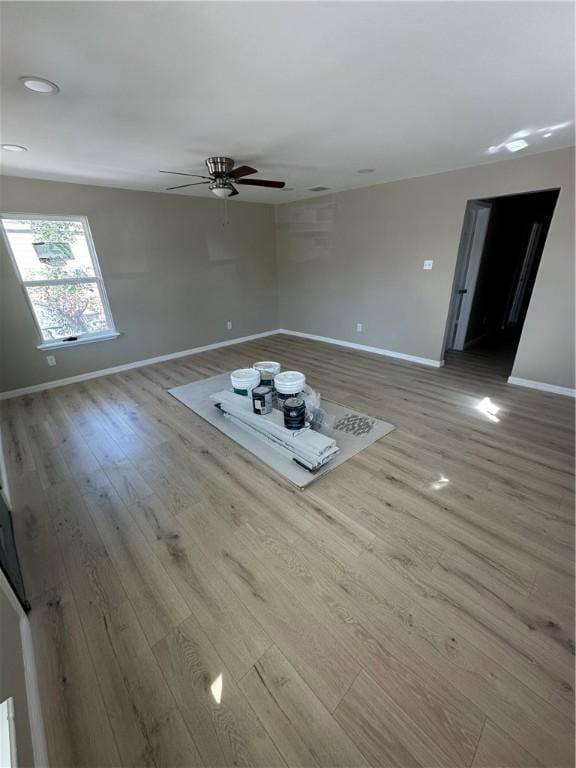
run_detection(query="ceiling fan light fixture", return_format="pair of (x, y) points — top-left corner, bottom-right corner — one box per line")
(162, 157), (284, 197)
(210, 181), (234, 198)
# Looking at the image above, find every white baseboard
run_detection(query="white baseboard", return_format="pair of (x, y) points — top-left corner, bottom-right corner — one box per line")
(277, 329), (444, 368)
(0, 329), (282, 400)
(1, 327), (446, 400)
(507, 376), (576, 398)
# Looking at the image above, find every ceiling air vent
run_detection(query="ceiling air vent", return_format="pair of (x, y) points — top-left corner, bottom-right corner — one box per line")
(308, 186), (330, 192)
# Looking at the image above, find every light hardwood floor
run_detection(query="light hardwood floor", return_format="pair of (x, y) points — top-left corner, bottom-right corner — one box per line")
(1, 335), (574, 768)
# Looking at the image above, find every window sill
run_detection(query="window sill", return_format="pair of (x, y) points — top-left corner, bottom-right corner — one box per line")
(37, 332), (121, 351)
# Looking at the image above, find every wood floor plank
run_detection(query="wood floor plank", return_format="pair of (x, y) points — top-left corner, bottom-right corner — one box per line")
(240, 645), (370, 768)
(26, 420), (73, 489)
(10, 473), (65, 600)
(174, 499), (363, 713)
(103, 457), (155, 505)
(29, 584), (121, 768)
(335, 671), (453, 768)
(82, 481), (191, 646)
(81, 595), (203, 768)
(153, 613), (286, 768)
(45, 480), (128, 613)
(225, 516), (487, 767)
(1, 413), (36, 477)
(472, 720), (544, 768)
(128, 493), (273, 681)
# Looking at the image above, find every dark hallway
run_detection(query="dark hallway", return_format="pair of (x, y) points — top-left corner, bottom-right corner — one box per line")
(445, 188), (560, 378)
(445, 328), (523, 381)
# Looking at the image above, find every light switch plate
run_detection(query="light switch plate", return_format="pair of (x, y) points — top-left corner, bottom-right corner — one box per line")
(46, 355), (56, 366)
(423, 260), (434, 270)
(356, 323), (363, 333)
(226, 321), (232, 330)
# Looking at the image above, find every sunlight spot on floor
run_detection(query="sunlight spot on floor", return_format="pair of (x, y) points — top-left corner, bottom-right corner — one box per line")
(477, 397), (501, 422)
(211, 673), (223, 704)
(431, 475), (450, 490)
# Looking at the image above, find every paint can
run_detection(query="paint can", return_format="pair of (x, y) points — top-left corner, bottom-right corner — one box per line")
(230, 368), (260, 396)
(283, 396), (306, 430)
(274, 371), (306, 404)
(253, 361), (281, 388)
(252, 386), (273, 415)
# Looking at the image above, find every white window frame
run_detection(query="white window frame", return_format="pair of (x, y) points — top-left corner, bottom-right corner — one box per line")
(1, 213), (119, 350)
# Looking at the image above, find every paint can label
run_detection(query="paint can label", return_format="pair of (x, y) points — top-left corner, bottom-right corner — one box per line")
(283, 397), (306, 430)
(252, 386), (273, 415)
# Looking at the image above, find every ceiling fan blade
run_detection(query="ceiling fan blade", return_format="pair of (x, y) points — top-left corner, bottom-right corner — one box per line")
(229, 186), (239, 197)
(160, 170), (212, 179)
(166, 181), (210, 190)
(237, 178), (286, 189)
(229, 165), (258, 179)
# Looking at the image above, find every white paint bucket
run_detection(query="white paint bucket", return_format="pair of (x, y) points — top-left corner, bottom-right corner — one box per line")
(230, 368), (261, 396)
(274, 370), (306, 403)
(253, 361), (281, 388)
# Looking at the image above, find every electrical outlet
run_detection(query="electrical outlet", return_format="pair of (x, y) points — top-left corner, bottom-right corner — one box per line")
(46, 355), (56, 367)
(423, 260), (434, 270)
(356, 323), (363, 333)
(226, 320), (232, 330)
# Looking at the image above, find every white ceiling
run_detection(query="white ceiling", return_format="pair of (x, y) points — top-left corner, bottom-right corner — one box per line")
(1, 1), (574, 204)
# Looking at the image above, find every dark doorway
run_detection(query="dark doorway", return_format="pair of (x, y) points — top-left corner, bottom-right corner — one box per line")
(444, 188), (560, 377)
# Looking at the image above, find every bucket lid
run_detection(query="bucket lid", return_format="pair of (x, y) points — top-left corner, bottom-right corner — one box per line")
(253, 360), (281, 373)
(274, 370), (306, 393)
(231, 368), (260, 381)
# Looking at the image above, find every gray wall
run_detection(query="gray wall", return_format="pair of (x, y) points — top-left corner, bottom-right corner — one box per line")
(1, 177), (277, 392)
(276, 148), (575, 389)
(1, 149), (574, 393)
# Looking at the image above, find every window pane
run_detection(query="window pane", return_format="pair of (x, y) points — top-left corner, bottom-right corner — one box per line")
(1, 218), (96, 281)
(26, 282), (110, 341)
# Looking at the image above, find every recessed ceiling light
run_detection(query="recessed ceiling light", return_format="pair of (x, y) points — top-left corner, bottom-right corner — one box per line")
(543, 132), (553, 138)
(357, 168), (375, 174)
(1, 144), (28, 152)
(20, 76), (60, 94)
(505, 139), (528, 153)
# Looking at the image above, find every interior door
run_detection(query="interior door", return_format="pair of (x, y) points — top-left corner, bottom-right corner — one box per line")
(507, 221), (542, 325)
(449, 202), (492, 350)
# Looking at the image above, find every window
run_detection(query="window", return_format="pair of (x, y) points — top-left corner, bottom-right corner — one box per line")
(1, 214), (117, 347)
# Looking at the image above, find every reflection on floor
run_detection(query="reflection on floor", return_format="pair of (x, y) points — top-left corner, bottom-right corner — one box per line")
(1, 334), (574, 768)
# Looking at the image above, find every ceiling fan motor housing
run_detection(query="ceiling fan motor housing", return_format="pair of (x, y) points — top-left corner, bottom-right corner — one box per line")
(206, 156), (234, 178)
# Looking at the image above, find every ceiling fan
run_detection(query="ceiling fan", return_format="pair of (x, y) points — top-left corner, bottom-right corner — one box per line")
(160, 156), (286, 198)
